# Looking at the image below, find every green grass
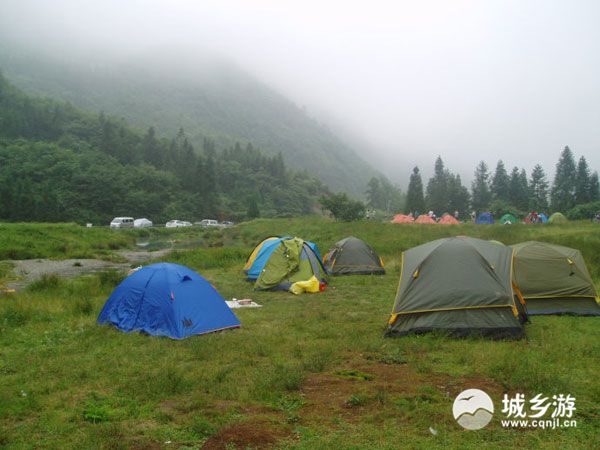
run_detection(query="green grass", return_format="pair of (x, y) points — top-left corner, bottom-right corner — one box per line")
(0, 218), (599, 448)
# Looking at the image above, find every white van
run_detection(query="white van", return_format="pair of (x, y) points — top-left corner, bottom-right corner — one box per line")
(110, 217), (134, 229)
(198, 219), (219, 227)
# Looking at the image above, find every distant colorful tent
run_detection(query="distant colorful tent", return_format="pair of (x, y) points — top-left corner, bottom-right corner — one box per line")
(97, 263), (240, 339)
(391, 214), (414, 223)
(476, 212), (494, 224)
(539, 213), (548, 223)
(386, 237), (527, 338)
(524, 212), (542, 224)
(438, 214), (460, 225)
(548, 212), (568, 224)
(512, 241), (600, 316)
(323, 236), (385, 275)
(499, 213), (517, 224)
(244, 236), (326, 293)
(415, 214), (436, 224)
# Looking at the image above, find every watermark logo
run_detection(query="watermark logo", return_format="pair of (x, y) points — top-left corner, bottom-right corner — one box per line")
(500, 393), (577, 429)
(452, 389), (494, 430)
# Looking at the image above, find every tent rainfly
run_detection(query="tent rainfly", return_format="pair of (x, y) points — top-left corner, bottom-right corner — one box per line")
(97, 263), (240, 339)
(323, 236), (385, 275)
(511, 241), (600, 315)
(386, 236), (527, 339)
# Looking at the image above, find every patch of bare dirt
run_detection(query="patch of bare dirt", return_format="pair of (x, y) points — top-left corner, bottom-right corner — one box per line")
(300, 359), (504, 424)
(4, 249), (170, 290)
(201, 419), (290, 450)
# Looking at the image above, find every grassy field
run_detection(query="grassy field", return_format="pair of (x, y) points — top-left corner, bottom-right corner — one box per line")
(1, 218), (599, 449)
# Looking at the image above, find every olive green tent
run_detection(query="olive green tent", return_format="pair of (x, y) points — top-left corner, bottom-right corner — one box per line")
(323, 236), (385, 275)
(386, 237), (527, 338)
(253, 237), (326, 293)
(500, 213), (518, 224)
(548, 212), (568, 224)
(512, 241), (600, 315)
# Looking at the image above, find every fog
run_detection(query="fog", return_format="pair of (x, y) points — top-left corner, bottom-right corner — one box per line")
(2, 0), (600, 183)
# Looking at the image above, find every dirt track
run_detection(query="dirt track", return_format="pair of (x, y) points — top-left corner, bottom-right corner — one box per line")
(4, 249), (171, 290)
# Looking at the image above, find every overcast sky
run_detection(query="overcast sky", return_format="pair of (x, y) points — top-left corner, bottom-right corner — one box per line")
(2, 0), (599, 183)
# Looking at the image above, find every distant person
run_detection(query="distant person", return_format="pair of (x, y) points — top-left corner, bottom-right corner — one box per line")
(454, 210), (459, 219)
(470, 210), (476, 222)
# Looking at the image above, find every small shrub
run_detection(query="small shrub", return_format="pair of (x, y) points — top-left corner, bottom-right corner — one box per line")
(83, 394), (114, 423)
(98, 270), (125, 288)
(189, 416), (217, 439)
(73, 299), (94, 316)
(335, 369), (373, 381)
(28, 274), (62, 292)
(0, 307), (30, 327)
(379, 350), (407, 365)
(344, 394), (368, 407)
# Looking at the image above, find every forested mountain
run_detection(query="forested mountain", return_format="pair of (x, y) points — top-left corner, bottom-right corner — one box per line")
(0, 72), (329, 223)
(0, 43), (378, 196)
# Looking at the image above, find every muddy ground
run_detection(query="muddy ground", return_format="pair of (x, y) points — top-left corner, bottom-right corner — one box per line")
(3, 249), (171, 290)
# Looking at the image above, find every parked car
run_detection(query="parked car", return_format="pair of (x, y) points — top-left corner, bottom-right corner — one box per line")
(110, 217), (134, 229)
(133, 218), (153, 228)
(165, 220), (192, 228)
(220, 220), (234, 227)
(198, 219), (219, 227)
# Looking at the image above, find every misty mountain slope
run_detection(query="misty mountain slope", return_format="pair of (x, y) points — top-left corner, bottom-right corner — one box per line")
(0, 72), (329, 223)
(0, 46), (378, 196)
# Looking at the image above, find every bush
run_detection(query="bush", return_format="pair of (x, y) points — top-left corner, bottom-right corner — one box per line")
(566, 201), (600, 220)
(319, 193), (365, 221)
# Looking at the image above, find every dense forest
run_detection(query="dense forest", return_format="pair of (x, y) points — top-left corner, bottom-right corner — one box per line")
(402, 149), (600, 220)
(0, 72), (330, 224)
(0, 43), (377, 196)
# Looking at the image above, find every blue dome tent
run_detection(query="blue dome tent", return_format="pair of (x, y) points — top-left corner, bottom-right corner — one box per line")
(97, 263), (240, 339)
(476, 212), (495, 224)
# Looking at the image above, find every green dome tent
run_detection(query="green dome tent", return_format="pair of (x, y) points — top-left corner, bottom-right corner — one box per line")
(548, 212), (568, 224)
(323, 236), (385, 275)
(511, 241), (600, 315)
(499, 213), (518, 224)
(245, 237), (327, 294)
(386, 237), (527, 339)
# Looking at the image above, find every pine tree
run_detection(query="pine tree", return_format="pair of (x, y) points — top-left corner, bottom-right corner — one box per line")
(425, 156), (449, 214)
(508, 167), (529, 211)
(471, 161), (492, 212)
(366, 177), (384, 210)
(589, 172), (600, 202)
(517, 168), (529, 211)
(529, 164), (549, 211)
(142, 126), (163, 168)
(491, 160), (510, 202)
(405, 166), (425, 214)
(246, 196), (260, 219)
(447, 174), (470, 217)
(551, 146), (577, 211)
(574, 156), (591, 205)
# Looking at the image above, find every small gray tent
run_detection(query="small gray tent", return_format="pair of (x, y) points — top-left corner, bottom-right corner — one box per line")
(323, 236), (385, 275)
(386, 236), (527, 339)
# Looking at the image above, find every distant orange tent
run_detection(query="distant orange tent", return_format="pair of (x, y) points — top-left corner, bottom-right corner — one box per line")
(391, 214), (414, 224)
(439, 214), (460, 225)
(415, 214), (436, 224)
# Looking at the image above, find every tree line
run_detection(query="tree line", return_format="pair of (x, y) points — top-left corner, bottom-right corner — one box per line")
(403, 147), (599, 219)
(0, 72), (328, 224)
